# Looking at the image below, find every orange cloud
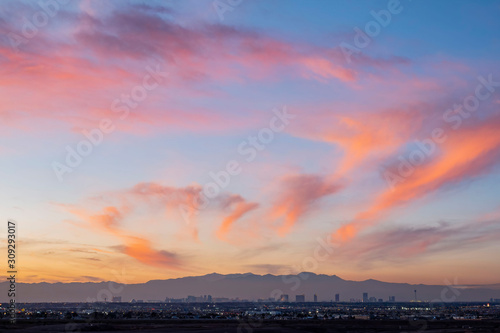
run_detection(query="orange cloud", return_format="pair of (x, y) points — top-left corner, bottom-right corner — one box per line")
(332, 215), (500, 268)
(122, 236), (178, 268)
(67, 182), (266, 246)
(270, 174), (342, 236)
(342, 111), (419, 175)
(65, 204), (181, 269)
(334, 115), (500, 242)
(286, 106), (425, 188)
(217, 195), (259, 240)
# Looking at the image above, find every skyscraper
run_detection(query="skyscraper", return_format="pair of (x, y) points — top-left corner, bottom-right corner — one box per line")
(314, 294), (318, 302)
(296, 294), (305, 302)
(335, 293), (340, 302)
(363, 292), (368, 303)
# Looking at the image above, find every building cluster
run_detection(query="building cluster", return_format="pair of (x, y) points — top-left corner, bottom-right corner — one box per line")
(276, 292), (396, 303)
(2, 302), (499, 322)
(360, 292), (396, 303)
(87, 293), (500, 305)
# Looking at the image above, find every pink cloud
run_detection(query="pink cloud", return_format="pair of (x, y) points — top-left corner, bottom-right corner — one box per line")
(334, 114), (500, 242)
(66, 204), (181, 269)
(270, 174), (342, 236)
(332, 217), (500, 267)
(0, 2), (413, 137)
(217, 194), (259, 240)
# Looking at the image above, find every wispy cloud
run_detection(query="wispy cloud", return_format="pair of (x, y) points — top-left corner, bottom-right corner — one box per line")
(333, 216), (500, 267)
(270, 174), (342, 236)
(66, 204), (182, 269)
(334, 114), (500, 242)
(217, 194), (259, 240)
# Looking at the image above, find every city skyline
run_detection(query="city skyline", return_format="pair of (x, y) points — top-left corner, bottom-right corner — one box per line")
(1, 0), (500, 288)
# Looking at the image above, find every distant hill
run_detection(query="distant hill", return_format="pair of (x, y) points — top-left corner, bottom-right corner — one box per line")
(2, 272), (499, 302)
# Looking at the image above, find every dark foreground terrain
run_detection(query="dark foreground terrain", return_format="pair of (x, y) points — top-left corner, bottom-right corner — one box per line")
(1, 320), (500, 333)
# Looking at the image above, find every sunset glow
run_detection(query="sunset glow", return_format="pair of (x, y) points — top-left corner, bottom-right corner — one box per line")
(1, 0), (500, 287)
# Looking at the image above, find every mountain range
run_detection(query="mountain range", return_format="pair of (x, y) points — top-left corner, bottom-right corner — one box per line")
(2, 272), (499, 303)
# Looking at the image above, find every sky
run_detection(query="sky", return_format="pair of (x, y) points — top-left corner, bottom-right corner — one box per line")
(1, 0), (500, 285)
